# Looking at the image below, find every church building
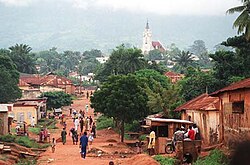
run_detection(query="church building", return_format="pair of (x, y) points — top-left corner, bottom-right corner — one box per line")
(141, 21), (166, 55)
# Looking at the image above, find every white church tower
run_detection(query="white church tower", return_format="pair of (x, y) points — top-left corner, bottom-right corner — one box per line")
(142, 20), (153, 55)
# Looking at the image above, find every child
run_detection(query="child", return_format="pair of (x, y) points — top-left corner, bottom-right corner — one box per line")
(51, 138), (56, 153)
(88, 133), (94, 151)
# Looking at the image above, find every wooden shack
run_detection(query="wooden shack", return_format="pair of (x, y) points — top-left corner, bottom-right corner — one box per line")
(175, 93), (220, 146)
(0, 104), (13, 135)
(142, 117), (193, 154)
(210, 78), (250, 147)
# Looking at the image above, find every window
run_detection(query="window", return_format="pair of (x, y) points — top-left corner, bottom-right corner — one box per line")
(232, 101), (244, 114)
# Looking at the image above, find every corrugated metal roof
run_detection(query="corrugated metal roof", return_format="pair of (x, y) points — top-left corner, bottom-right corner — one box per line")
(146, 117), (193, 124)
(175, 93), (219, 112)
(210, 78), (250, 96)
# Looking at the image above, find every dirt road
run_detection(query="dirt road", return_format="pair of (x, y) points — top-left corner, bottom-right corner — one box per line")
(37, 93), (159, 165)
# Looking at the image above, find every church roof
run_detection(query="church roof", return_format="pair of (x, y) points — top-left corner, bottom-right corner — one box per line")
(146, 20), (149, 29)
(152, 41), (166, 52)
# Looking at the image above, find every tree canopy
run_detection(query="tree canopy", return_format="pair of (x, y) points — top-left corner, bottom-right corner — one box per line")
(41, 91), (73, 110)
(95, 45), (147, 82)
(227, 0), (250, 40)
(90, 74), (149, 142)
(0, 51), (21, 103)
(9, 44), (37, 74)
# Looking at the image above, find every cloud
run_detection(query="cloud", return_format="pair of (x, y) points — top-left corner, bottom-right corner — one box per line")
(72, 0), (241, 16)
(0, 0), (241, 16)
(0, 0), (35, 6)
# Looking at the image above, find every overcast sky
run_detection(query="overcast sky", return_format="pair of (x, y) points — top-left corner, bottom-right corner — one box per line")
(0, 0), (241, 16)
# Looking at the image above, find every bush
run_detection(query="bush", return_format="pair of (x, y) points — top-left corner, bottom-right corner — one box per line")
(124, 120), (140, 132)
(28, 127), (41, 135)
(138, 134), (147, 141)
(96, 115), (114, 130)
(15, 159), (37, 165)
(194, 149), (229, 165)
(0, 134), (16, 142)
(154, 155), (176, 165)
(15, 136), (39, 148)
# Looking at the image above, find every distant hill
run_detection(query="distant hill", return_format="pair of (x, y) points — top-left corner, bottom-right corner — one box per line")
(0, 2), (237, 53)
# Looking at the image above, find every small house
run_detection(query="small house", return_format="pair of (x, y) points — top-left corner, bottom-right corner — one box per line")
(210, 78), (250, 147)
(13, 98), (47, 125)
(142, 117), (193, 154)
(175, 93), (220, 145)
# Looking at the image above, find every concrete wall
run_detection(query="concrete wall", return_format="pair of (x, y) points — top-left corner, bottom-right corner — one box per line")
(13, 106), (38, 125)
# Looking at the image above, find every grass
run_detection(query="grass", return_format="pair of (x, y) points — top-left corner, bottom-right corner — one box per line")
(194, 149), (229, 165)
(0, 134), (50, 149)
(154, 155), (176, 165)
(15, 159), (37, 165)
(96, 115), (114, 130)
(28, 127), (41, 135)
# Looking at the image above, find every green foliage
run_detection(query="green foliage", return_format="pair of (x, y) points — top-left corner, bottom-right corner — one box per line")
(146, 49), (163, 61)
(227, 1), (250, 40)
(91, 74), (149, 142)
(135, 69), (170, 89)
(15, 159), (37, 165)
(28, 127), (41, 135)
(124, 120), (140, 132)
(0, 51), (22, 103)
(0, 134), (16, 142)
(171, 51), (197, 74)
(96, 115), (114, 130)
(138, 134), (147, 141)
(178, 68), (218, 101)
(9, 44), (36, 74)
(188, 40), (211, 68)
(41, 91), (72, 109)
(154, 155), (176, 165)
(0, 135), (49, 149)
(15, 136), (39, 148)
(95, 44), (147, 82)
(194, 149), (228, 165)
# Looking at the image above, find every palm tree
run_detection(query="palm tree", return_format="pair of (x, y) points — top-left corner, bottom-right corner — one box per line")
(121, 48), (146, 74)
(227, 0), (250, 40)
(172, 51), (195, 73)
(9, 44), (36, 74)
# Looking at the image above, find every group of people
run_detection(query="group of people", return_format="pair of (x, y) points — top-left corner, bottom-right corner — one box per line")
(172, 124), (200, 150)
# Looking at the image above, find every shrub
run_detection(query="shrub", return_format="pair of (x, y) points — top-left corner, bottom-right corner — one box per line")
(138, 134), (147, 141)
(154, 155), (176, 165)
(15, 159), (37, 165)
(124, 120), (140, 132)
(0, 134), (16, 142)
(28, 127), (41, 135)
(194, 149), (229, 165)
(96, 115), (114, 130)
(15, 136), (39, 148)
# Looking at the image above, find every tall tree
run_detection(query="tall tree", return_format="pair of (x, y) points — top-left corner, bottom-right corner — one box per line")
(41, 91), (73, 110)
(0, 50), (21, 103)
(95, 45), (147, 82)
(172, 51), (196, 73)
(9, 44), (36, 74)
(227, 0), (250, 40)
(178, 68), (218, 101)
(90, 74), (149, 142)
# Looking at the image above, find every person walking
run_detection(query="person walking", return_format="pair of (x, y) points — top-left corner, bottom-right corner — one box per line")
(89, 116), (93, 127)
(61, 127), (67, 145)
(51, 138), (56, 153)
(79, 117), (85, 133)
(91, 122), (96, 138)
(79, 131), (88, 159)
(88, 132), (94, 151)
(74, 117), (79, 131)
